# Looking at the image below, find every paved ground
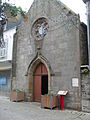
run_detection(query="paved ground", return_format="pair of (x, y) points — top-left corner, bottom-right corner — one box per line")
(0, 96), (90, 120)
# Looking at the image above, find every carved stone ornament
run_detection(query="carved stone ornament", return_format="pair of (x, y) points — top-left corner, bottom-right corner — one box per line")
(31, 18), (49, 40)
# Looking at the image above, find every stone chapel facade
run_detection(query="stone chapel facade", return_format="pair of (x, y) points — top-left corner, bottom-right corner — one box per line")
(12, 0), (88, 110)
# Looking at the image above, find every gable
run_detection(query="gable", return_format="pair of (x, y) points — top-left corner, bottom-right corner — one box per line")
(28, 0), (79, 35)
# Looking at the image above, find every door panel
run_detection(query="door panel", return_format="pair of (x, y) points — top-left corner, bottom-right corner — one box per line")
(34, 64), (41, 75)
(42, 64), (48, 74)
(33, 63), (48, 102)
(33, 76), (41, 102)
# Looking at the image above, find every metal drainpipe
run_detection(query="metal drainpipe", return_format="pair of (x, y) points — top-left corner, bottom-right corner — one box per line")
(86, 1), (90, 69)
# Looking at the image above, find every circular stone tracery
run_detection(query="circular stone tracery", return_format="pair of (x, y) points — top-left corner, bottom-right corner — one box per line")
(31, 18), (49, 40)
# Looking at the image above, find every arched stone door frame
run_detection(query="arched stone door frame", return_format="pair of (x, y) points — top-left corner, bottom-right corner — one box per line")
(27, 54), (51, 101)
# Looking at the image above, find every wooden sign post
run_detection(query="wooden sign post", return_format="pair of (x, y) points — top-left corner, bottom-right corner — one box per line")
(57, 91), (68, 110)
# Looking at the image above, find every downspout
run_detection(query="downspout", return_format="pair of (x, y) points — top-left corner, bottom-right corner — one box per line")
(86, 1), (90, 69)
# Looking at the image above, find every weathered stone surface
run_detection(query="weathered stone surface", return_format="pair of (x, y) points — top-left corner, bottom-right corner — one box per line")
(80, 23), (88, 65)
(81, 73), (90, 112)
(13, 0), (87, 110)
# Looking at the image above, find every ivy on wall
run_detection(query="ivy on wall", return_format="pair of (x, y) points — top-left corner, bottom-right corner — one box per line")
(81, 67), (89, 74)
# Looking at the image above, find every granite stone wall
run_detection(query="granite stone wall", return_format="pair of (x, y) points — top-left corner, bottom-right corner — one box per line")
(81, 73), (90, 112)
(80, 23), (88, 65)
(13, 0), (83, 110)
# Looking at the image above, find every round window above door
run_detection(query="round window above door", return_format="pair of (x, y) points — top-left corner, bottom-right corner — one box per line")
(31, 18), (49, 40)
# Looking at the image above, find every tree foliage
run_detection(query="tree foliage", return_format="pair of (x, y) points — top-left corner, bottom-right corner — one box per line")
(3, 2), (26, 17)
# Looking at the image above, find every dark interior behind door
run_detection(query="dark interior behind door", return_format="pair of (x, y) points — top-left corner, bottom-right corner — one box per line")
(41, 75), (48, 95)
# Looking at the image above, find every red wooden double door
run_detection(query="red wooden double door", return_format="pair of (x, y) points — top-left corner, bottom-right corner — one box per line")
(33, 63), (48, 102)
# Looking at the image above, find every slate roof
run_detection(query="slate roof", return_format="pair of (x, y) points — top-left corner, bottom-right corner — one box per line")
(5, 19), (22, 31)
(4, 7), (23, 31)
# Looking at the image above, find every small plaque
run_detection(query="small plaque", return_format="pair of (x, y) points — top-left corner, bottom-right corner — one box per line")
(57, 90), (68, 95)
(72, 78), (79, 87)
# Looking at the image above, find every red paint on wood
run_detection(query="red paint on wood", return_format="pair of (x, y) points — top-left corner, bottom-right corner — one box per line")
(42, 64), (48, 74)
(34, 63), (42, 75)
(33, 63), (48, 102)
(60, 95), (63, 110)
(34, 76), (41, 102)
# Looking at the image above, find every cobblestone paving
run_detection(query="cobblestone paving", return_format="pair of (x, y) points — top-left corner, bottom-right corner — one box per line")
(0, 96), (90, 120)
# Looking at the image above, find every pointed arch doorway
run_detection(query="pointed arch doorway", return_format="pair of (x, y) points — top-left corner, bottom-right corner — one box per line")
(33, 62), (48, 102)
